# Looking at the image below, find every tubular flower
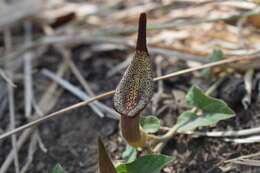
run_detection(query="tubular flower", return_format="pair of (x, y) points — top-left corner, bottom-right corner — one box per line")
(113, 13), (154, 147)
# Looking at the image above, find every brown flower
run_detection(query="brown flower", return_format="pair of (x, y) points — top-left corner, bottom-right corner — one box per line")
(113, 13), (153, 118)
(113, 13), (154, 147)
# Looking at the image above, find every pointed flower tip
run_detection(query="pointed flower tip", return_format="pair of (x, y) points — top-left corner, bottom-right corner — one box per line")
(113, 12), (153, 117)
(139, 13), (146, 21)
(136, 13), (147, 52)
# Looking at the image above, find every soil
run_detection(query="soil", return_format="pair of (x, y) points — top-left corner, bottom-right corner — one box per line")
(1, 46), (260, 173)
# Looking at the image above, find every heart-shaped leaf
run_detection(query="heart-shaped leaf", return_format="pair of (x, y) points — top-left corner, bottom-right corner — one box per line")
(186, 86), (234, 114)
(116, 154), (174, 173)
(140, 116), (160, 133)
(175, 86), (235, 132)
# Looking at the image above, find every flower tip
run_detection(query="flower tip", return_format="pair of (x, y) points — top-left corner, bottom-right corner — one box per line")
(139, 12), (146, 20)
(136, 13), (147, 52)
(113, 12), (153, 117)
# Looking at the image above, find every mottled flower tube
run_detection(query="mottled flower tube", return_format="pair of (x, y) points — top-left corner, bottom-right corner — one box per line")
(113, 13), (154, 147)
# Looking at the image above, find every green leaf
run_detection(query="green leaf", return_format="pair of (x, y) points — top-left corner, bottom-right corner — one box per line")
(186, 86), (234, 114)
(201, 49), (224, 77)
(176, 110), (234, 132)
(116, 154), (175, 173)
(140, 116), (160, 133)
(175, 86), (235, 132)
(209, 49), (224, 62)
(122, 145), (137, 163)
(98, 137), (117, 173)
(52, 164), (66, 173)
(175, 111), (197, 130)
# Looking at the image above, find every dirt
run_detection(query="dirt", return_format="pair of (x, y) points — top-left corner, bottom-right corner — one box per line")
(27, 95), (118, 173)
(1, 46), (260, 173)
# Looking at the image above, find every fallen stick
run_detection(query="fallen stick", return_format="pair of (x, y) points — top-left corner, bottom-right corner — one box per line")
(0, 56), (257, 140)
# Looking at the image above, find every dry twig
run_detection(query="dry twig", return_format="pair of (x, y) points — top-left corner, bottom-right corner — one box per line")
(224, 135), (260, 144)
(224, 151), (260, 167)
(23, 21), (33, 119)
(0, 62), (67, 173)
(0, 55), (256, 141)
(42, 24), (106, 118)
(3, 28), (20, 173)
(186, 126), (260, 137)
(42, 69), (119, 119)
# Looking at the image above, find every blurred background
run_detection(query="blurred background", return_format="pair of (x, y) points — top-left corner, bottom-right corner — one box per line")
(0, 0), (260, 172)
